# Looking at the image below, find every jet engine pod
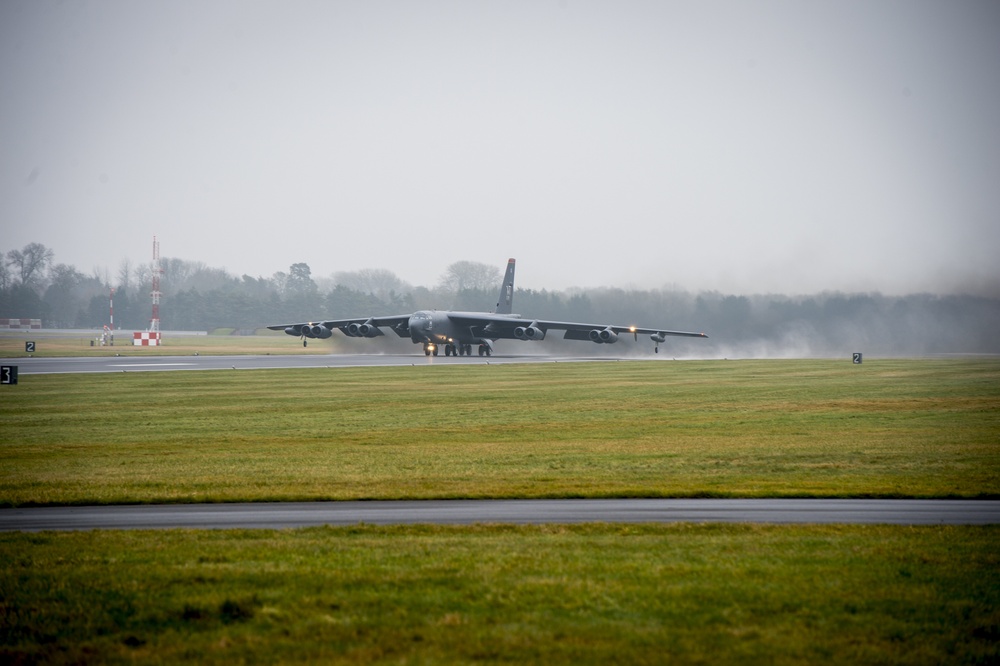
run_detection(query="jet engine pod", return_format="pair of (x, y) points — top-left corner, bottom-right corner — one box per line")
(308, 324), (332, 339)
(590, 327), (618, 344)
(357, 323), (380, 337)
(285, 326), (300, 337)
(514, 325), (545, 341)
(348, 322), (381, 338)
(650, 333), (667, 344)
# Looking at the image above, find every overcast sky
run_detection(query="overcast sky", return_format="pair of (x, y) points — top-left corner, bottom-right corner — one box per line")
(2, 0), (998, 295)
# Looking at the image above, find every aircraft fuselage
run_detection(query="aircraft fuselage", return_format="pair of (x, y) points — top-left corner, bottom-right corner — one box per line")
(408, 310), (521, 346)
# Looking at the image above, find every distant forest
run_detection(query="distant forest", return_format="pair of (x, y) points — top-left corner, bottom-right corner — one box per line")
(2, 242), (998, 357)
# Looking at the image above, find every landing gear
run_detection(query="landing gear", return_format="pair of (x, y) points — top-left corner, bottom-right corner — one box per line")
(478, 344), (492, 357)
(654, 346), (659, 354)
(424, 343), (438, 356)
(444, 343), (474, 356)
(303, 339), (308, 347)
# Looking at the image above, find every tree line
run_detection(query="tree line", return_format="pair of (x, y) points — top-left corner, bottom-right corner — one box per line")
(2, 242), (998, 356)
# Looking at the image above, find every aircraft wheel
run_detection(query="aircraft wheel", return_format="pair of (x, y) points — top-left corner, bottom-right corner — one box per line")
(487, 348), (492, 357)
(478, 345), (485, 356)
(432, 346), (439, 356)
(655, 347), (659, 354)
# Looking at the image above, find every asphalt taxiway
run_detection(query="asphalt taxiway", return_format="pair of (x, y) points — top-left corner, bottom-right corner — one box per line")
(2, 499), (998, 531)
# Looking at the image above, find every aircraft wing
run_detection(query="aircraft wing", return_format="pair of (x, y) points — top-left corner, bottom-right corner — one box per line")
(547, 321), (709, 342)
(447, 314), (707, 343)
(267, 315), (413, 339)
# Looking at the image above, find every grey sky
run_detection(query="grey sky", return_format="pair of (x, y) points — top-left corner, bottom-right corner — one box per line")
(2, 1), (998, 295)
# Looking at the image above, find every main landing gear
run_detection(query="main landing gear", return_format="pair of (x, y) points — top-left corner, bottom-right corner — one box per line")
(423, 343), (492, 357)
(444, 343), (476, 356)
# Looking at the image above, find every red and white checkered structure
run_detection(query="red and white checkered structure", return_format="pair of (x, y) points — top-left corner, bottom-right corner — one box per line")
(0, 318), (41, 329)
(133, 331), (161, 346)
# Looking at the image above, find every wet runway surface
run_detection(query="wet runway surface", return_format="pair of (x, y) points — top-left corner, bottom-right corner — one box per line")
(5, 352), (617, 374)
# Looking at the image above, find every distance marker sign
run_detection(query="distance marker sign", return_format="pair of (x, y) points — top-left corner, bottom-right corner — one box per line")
(1, 366), (17, 385)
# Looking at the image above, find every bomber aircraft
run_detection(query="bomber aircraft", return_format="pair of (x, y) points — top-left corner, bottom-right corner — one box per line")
(269, 259), (708, 356)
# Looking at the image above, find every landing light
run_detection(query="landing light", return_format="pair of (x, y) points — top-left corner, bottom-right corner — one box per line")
(629, 326), (636, 333)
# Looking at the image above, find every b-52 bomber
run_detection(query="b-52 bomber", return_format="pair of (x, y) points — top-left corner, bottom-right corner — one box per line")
(269, 259), (708, 356)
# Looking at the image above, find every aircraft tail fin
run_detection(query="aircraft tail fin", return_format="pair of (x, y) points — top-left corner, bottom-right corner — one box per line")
(494, 258), (515, 314)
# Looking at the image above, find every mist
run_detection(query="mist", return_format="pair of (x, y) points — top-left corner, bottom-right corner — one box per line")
(2, 1), (999, 297)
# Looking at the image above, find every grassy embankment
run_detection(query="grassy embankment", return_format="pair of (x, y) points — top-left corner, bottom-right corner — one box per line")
(2, 358), (998, 663)
(1, 358), (997, 505)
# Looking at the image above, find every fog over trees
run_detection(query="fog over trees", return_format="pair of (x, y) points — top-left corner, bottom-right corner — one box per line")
(2, 243), (998, 358)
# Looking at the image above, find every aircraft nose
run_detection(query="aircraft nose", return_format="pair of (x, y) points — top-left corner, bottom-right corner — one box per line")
(408, 314), (430, 342)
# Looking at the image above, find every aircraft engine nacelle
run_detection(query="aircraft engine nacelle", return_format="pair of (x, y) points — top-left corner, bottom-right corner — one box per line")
(347, 322), (381, 338)
(514, 325), (545, 341)
(589, 327), (619, 344)
(650, 333), (667, 344)
(306, 324), (332, 339)
(285, 326), (300, 337)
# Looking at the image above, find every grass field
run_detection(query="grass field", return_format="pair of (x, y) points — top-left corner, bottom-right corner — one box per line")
(0, 328), (334, 357)
(2, 524), (998, 664)
(2, 357), (998, 663)
(1, 358), (998, 505)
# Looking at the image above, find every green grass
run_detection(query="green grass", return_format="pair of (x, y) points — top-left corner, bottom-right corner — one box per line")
(3, 358), (999, 663)
(0, 328), (331, 357)
(2, 524), (998, 665)
(2, 359), (998, 505)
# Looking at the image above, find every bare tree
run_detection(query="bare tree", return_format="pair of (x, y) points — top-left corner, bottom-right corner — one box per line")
(6, 242), (54, 290)
(0, 250), (10, 291)
(439, 261), (500, 292)
(117, 259), (133, 293)
(334, 268), (408, 298)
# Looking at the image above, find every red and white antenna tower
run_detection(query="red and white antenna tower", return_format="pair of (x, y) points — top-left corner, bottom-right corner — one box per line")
(150, 236), (163, 333)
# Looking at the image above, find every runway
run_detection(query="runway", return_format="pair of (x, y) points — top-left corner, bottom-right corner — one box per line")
(4, 352), (618, 375)
(2, 499), (997, 531)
